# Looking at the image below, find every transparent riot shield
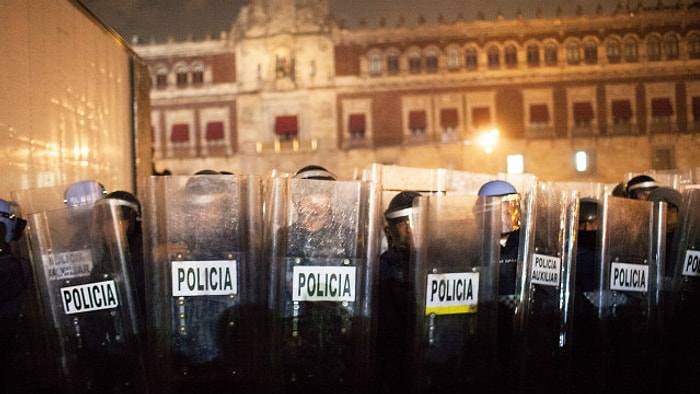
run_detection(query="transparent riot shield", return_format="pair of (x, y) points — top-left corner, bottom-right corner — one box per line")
(573, 195), (664, 393)
(141, 174), (264, 393)
(409, 194), (500, 391)
(664, 186), (700, 391)
(266, 176), (381, 393)
(23, 200), (147, 393)
(518, 183), (578, 392)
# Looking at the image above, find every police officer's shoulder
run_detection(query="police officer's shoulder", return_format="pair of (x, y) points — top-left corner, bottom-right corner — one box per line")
(646, 186), (682, 209)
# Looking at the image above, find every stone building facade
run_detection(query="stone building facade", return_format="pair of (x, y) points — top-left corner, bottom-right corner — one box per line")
(136, 0), (700, 182)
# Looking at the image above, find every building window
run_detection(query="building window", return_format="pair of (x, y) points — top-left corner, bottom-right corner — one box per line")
(566, 42), (580, 65)
(606, 39), (621, 63)
(504, 45), (517, 66)
(652, 147), (675, 170)
(529, 104), (550, 127)
(155, 66), (168, 88)
(368, 52), (382, 75)
(192, 63), (205, 85)
(651, 98), (673, 124)
(387, 52), (400, 74)
(175, 65), (189, 86)
(348, 113), (366, 141)
(274, 115), (298, 141)
(693, 97), (700, 121)
(408, 51), (422, 74)
(447, 48), (460, 70)
(624, 38), (638, 62)
(471, 107), (491, 130)
(688, 34), (700, 59)
(612, 100), (633, 125)
(425, 49), (438, 73)
(465, 48), (478, 70)
(440, 108), (459, 143)
(507, 154), (524, 174)
(573, 102), (594, 127)
(544, 43), (558, 65)
(205, 121), (224, 142)
(583, 40), (598, 64)
(408, 110), (427, 136)
(170, 123), (190, 143)
(487, 46), (500, 68)
(527, 44), (540, 66)
(663, 35), (679, 60)
(647, 37), (661, 61)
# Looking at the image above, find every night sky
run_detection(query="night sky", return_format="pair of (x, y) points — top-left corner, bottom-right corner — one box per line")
(79, 0), (658, 43)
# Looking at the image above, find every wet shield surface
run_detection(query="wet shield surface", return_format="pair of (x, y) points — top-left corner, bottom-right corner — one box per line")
(265, 177), (380, 393)
(141, 174), (264, 393)
(409, 194), (500, 391)
(24, 199), (147, 393)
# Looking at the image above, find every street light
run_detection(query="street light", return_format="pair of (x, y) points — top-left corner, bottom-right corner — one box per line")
(477, 128), (499, 154)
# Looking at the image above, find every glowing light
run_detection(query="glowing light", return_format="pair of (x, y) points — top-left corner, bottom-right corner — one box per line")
(477, 128), (499, 154)
(575, 151), (588, 172)
(507, 154), (524, 174)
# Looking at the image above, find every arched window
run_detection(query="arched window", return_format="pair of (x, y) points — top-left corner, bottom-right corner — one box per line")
(408, 50), (422, 74)
(527, 44), (540, 66)
(175, 64), (189, 86)
(663, 35), (679, 60)
(446, 47), (461, 71)
(386, 50), (400, 74)
(191, 63), (205, 85)
(487, 45), (500, 67)
(544, 43), (558, 65)
(583, 40), (598, 64)
(566, 42), (580, 65)
(624, 38), (638, 62)
(606, 38), (621, 63)
(505, 45), (518, 66)
(688, 33), (700, 59)
(465, 47), (478, 70)
(647, 36), (661, 61)
(425, 48), (439, 73)
(368, 51), (383, 75)
(154, 65), (168, 88)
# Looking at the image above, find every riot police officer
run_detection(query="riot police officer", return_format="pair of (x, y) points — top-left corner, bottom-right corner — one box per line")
(625, 174), (659, 200)
(0, 198), (30, 391)
(377, 191), (421, 393)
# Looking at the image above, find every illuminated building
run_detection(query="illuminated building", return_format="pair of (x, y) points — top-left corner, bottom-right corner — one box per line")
(135, 1), (700, 181)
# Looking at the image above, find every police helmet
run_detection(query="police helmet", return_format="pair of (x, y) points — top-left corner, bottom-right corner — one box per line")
(646, 187), (682, 210)
(478, 180), (518, 197)
(579, 198), (599, 225)
(626, 175), (658, 198)
(385, 191), (421, 220)
(0, 199), (27, 244)
(105, 191), (141, 221)
(64, 180), (107, 207)
(293, 165), (337, 181)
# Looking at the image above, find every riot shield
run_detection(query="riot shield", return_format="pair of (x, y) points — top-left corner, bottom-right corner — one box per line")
(265, 176), (381, 393)
(664, 186), (700, 391)
(573, 195), (664, 393)
(23, 200), (147, 393)
(141, 174), (265, 393)
(409, 194), (500, 392)
(518, 183), (578, 392)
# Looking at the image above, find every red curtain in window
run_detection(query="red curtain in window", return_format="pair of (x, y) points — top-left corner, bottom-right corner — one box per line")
(440, 108), (459, 128)
(205, 121), (224, 140)
(472, 107), (490, 128)
(171, 124), (189, 142)
(348, 114), (366, 132)
(409, 110), (427, 129)
(275, 115), (298, 134)
(529, 104), (550, 122)
(573, 102), (594, 121)
(651, 98), (673, 116)
(692, 97), (700, 119)
(612, 100), (632, 119)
